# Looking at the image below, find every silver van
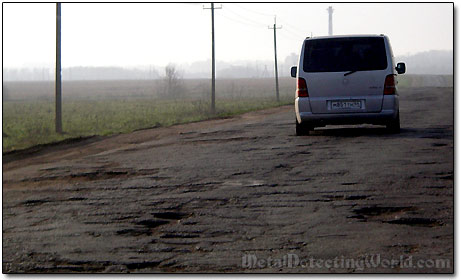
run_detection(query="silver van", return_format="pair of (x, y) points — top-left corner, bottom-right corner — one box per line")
(291, 34), (406, 135)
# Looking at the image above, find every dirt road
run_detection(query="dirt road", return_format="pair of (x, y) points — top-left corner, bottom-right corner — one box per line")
(3, 87), (453, 273)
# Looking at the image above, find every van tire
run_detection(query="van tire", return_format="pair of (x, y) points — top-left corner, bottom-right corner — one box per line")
(296, 119), (313, 136)
(386, 113), (400, 134)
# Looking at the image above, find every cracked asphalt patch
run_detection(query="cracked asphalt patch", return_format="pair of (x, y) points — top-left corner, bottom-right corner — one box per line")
(3, 87), (453, 273)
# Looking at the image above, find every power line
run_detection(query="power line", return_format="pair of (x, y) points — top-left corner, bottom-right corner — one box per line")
(222, 6), (303, 41)
(277, 17), (309, 37)
(222, 5), (267, 27)
(282, 27), (304, 40)
(220, 11), (265, 29)
(233, 3), (274, 17)
(230, 3), (309, 37)
(215, 8), (302, 43)
(278, 30), (302, 42)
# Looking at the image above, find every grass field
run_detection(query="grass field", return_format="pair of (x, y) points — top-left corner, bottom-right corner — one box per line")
(2, 75), (452, 152)
(3, 97), (293, 152)
(3, 77), (295, 152)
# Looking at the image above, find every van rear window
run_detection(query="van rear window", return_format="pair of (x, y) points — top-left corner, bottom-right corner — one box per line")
(303, 37), (387, 73)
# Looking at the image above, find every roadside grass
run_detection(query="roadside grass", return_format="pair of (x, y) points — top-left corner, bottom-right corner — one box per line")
(3, 96), (293, 152)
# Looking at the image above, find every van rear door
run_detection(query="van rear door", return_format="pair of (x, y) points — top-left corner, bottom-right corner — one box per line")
(301, 37), (388, 114)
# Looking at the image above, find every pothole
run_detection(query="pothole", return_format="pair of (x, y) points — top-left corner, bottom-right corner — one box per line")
(349, 206), (416, 220)
(431, 143), (447, 147)
(116, 228), (152, 236)
(136, 219), (169, 228)
(322, 195), (369, 201)
(116, 219), (170, 236)
(384, 217), (443, 227)
(152, 212), (189, 220)
(160, 233), (200, 239)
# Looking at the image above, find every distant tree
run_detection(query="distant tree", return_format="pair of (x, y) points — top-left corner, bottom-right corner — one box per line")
(161, 64), (184, 98)
(284, 53), (299, 67)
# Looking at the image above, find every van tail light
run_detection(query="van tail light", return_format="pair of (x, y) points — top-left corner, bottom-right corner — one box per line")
(296, 78), (309, 97)
(383, 74), (396, 95)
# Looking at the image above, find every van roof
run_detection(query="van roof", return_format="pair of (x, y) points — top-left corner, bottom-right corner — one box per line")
(305, 34), (386, 40)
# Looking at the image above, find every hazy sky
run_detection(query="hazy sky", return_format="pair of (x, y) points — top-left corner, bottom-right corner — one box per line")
(3, 2), (453, 68)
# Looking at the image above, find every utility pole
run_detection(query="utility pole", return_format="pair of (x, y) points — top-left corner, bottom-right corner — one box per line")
(55, 3), (62, 133)
(203, 3), (221, 114)
(327, 6), (333, 36)
(268, 16), (282, 102)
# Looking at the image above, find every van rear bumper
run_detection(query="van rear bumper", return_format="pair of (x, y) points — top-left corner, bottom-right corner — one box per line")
(295, 95), (399, 126)
(297, 110), (397, 126)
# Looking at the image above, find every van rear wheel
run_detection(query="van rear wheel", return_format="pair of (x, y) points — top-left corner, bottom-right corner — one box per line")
(386, 112), (400, 134)
(296, 119), (313, 136)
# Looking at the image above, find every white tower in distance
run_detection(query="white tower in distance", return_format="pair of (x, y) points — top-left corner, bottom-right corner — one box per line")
(327, 6), (334, 36)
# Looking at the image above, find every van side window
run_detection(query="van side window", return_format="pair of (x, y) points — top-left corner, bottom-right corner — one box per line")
(303, 37), (387, 73)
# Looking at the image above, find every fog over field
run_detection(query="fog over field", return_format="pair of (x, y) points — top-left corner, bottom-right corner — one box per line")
(2, 50), (453, 81)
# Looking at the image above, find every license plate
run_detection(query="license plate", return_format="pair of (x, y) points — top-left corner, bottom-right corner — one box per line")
(331, 100), (362, 110)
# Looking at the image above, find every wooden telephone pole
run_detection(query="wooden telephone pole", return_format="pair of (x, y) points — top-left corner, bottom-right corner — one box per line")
(204, 3), (221, 114)
(55, 3), (62, 133)
(268, 16), (282, 102)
